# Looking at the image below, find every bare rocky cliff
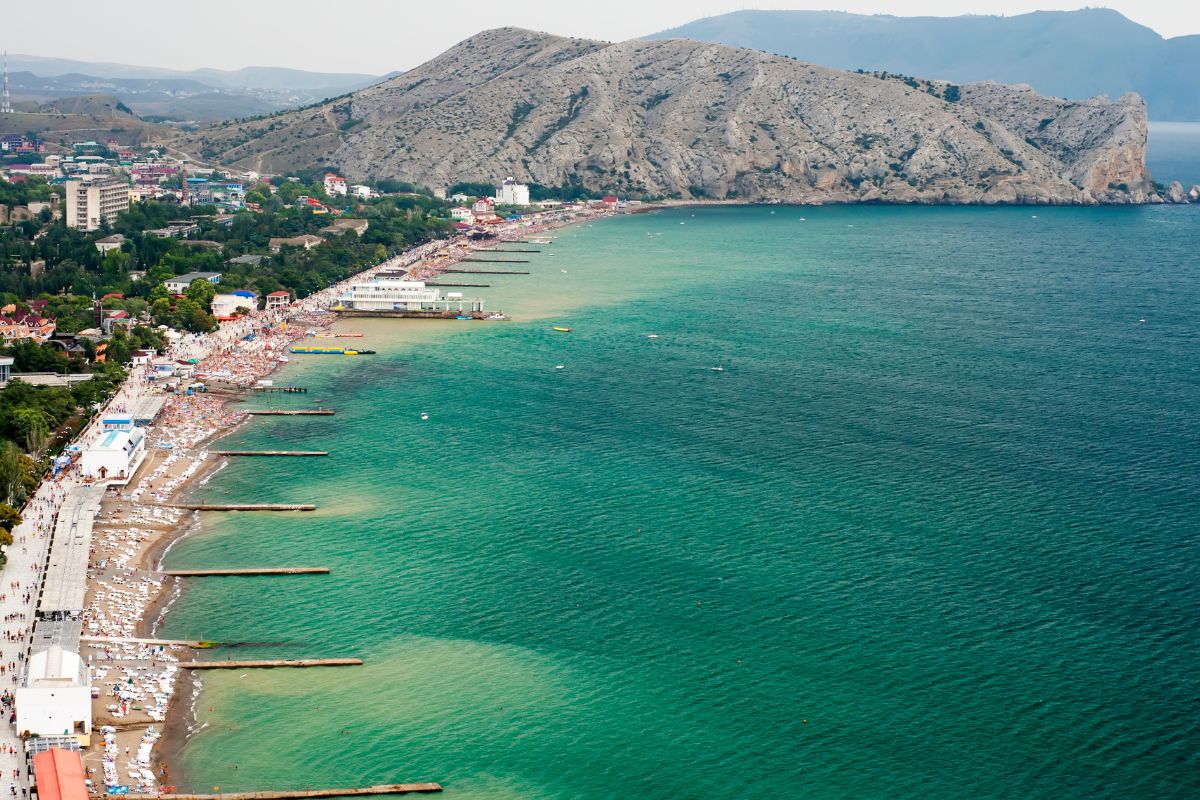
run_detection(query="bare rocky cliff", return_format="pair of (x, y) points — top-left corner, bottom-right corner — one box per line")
(177, 28), (1158, 204)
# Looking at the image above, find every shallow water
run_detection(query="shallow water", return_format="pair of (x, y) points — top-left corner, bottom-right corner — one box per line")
(162, 204), (1200, 799)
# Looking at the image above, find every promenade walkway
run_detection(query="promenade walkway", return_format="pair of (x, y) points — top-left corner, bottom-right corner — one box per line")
(0, 472), (78, 793)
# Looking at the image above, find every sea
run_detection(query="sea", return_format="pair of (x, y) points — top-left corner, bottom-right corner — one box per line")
(158, 202), (1200, 800)
(1147, 121), (1200, 188)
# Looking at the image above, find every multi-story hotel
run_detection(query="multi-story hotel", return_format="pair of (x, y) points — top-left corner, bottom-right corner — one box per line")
(65, 175), (130, 231)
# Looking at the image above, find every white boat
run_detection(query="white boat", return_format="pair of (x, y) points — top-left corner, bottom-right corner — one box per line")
(420, 412), (429, 421)
(555, 365), (565, 370)
(486, 313), (508, 321)
(709, 365), (725, 372)
(646, 334), (659, 339)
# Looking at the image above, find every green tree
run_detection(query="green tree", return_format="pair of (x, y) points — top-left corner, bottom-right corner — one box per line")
(0, 504), (21, 532)
(0, 442), (23, 506)
(185, 278), (218, 307)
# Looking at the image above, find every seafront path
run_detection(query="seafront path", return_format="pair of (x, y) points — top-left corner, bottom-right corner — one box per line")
(0, 469), (80, 792)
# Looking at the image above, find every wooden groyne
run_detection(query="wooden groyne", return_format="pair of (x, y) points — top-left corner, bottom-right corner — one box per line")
(489, 248), (541, 253)
(253, 386), (309, 393)
(126, 785), (442, 800)
(426, 283), (491, 288)
(82, 636), (208, 647)
(461, 257), (529, 264)
(213, 451), (329, 457)
(165, 567), (330, 577)
(443, 269), (530, 275)
(246, 409), (335, 416)
(171, 504), (317, 511)
(179, 658), (363, 669)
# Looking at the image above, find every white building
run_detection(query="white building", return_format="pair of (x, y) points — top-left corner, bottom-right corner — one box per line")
(164, 272), (221, 294)
(211, 293), (256, 318)
(451, 206), (475, 223)
(16, 646), (91, 740)
(65, 176), (130, 231)
(496, 177), (530, 206)
(350, 184), (375, 199)
(340, 275), (486, 313)
(79, 416), (146, 484)
(94, 233), (125, 254)
(323, 173), (348, 196)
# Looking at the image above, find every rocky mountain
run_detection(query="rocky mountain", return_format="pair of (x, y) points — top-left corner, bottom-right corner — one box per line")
(175, 27), (1157, 205)
(648, 9), (1200, 122)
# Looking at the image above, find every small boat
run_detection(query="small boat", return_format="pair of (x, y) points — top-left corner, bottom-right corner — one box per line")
(709, 365), (725, 372)
(455, 315), (473, 320)
(486, 313), (508, 321)
(553, 326), (572, 333)
(555, 365), (565, 370)
(420, 412), (429, 421)
(277, 356), (290, 363)
(646, 334), (659, 339)
(355, 349), (377, 355)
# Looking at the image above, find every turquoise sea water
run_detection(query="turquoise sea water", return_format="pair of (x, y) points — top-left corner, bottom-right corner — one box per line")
(161, 205), (1200, 799)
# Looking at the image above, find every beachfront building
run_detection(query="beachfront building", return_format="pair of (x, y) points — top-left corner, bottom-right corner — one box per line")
(451, 206), (475, 223)
(339, 275), (486, 314)
(32, 749), (90, 800)
(16, 646), (92, 740)
(211, 293), (256, 319)
(79, 415), (146, 484)
(65, 176), (130, 231)
(164, 272), (221, 294)
(496, 177), (530, 206)
(266, 290), (291, 311)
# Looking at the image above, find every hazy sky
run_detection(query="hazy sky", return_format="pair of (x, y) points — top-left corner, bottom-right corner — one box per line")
(6, 1), (1198, 74)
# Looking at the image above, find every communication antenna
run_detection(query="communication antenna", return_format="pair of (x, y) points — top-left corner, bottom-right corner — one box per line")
(2, 51), (12, 113)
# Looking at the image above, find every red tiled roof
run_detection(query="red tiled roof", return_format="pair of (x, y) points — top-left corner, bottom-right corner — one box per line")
(33, 749), (88, 800)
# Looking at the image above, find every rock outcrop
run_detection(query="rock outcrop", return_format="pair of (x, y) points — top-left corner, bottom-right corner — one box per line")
(176, 27), (1156, 204)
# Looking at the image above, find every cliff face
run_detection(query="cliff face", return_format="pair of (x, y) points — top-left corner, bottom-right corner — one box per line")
(177, 27), (1154, 205)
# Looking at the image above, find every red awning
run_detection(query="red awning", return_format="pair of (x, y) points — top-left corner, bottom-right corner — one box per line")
(33, 749), (89, 800)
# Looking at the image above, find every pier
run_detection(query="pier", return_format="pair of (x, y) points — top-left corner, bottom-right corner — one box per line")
(426, 283), (491, 288)
(246, 409), (335, 416)
(171, 504), (317, 511)
(179, 658), (363, 669)
(213, 451), (329, 457)
(489, 248), (541, 253)
(164, 567), (330, 576)
(252, 386), (309, 393)
(461, 257), (529, 264)
(125, 785), (442, 799)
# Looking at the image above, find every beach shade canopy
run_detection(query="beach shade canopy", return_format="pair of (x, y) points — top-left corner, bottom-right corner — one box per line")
(33, 748), (89, 800)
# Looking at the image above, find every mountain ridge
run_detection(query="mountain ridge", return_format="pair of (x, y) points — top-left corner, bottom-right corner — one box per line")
(174, 27), (1156, 205)
(647, 9), (1200, 121)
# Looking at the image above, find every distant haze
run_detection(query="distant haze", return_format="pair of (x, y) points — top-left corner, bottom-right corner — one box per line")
(2, 1), (1197, 74)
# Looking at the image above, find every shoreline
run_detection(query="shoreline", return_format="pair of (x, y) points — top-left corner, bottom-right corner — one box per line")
(118, 207), (603, 792)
